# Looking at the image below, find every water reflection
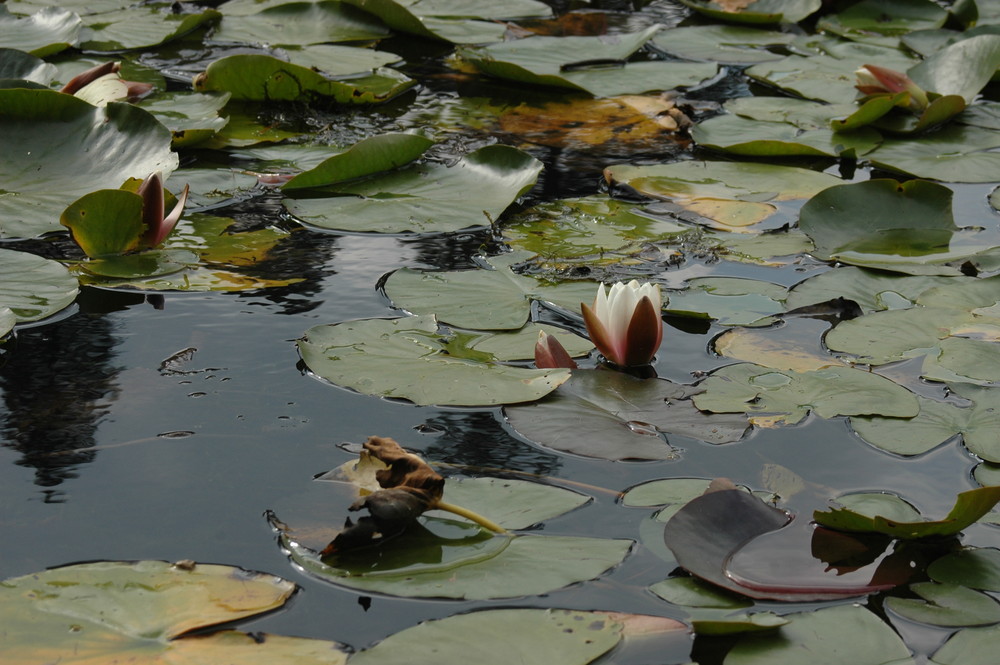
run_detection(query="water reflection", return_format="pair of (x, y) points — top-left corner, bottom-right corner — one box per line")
(0, 310), (120, 498)
(417, 411), (563, 478)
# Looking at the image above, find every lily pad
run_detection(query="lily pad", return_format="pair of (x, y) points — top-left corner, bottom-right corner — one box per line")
(665, 277), (786, 326)
(929, 547), (1000, 591)
(650, 576), (753, 609)
(851, 383), (1000, 461)
(650, 24), (795, 64)
(817, 0), (947, 40)
(284, 145), (543, 233)
(136, 91), (231, 148)
(192, 52), (414, 103)
(280, 516), (632, 599)
(0, 560), (349, 664)
(341, 0), (551, 43)
(350, 608), (684, 665)
(604, 161), (840, 232)
(80, 7), (220, 52)
(932, 624), (1000, 665)
(0, 88), (177, 239)
(713, 318), (844, 372)
(866, 124), (1000, 182)
(674, 0), (821, 24)
(455, 323), (593, 362)
(0, 47), (57, 84)
(383, 252), (599, 330)
(814, 486), (1000, 539)
(724, 604), (911, 665)
(298, 315), (570, 406)
(280, 132), (433, 191)
(212, 1), (390, 46)
(887, 582), (1000, 627)
(505, 369), (750, 461)
(785, 266), (972, 314)
(0, 248), (78, 322)
(693, 362), (919, 426)
(457, 27), (718, 97)
(0, 6), (80, 56)
(910, 34), (1000, 103)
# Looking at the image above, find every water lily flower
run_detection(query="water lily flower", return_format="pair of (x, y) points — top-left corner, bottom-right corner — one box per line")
(854, 64), (928, 112)
(137, 172), (190, 248)
(534, 330), (578, 369)
(581, 280), (662, 367)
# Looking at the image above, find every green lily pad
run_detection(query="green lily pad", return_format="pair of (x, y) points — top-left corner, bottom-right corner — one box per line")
(280, 132), (433, 191)
(201, 102), (305, 147)
(0, 560), (348, 664)
(674, 0), (821, 24)
(799, 179), (957, 263)
(867, 124), (1000, 182)
(887, 582), (1000, 627)
(80, 7), (220, 52)
(341, 0), (550, 43)
(623, 477), (743, 522)
(785, 266), (973, 314)
(213, 1), (390, 46)
(605, 161), (840, 232)
(650, 576), (753, 609)
(708, 228), (815, 265)
(383, 252), (598, 330)
(60, 188), (147, 258)
(455, 323), (592, 362)
(817, 0), (947, 40)
(814, 486), (1000, 539)
(285, 145), (542, 233)
(163, 168), (259, 208)
(932, 624), (1000, 665)
(650, 24), (795, 64)
(298, 315), (570, 406)
(929, 548), (1000, 591)
(692, 362), (919, 426)
(852, 384), (1000, 461)
(0, 5), (80, 56)
(457, 27), (717, 97)
(0, 248), (78, 322)
(350, 608), (684, 665)
(136, 91), (230, 148)
(193, 52), (414, 103)
(505, 370), (750, 460)
(0, 88), (176, 239)
(910, 34), (1000, 103)
(746, 41), (919, 104)
(692, 612), (789, 636)
(0, 47), (57, 84)
(724, 604), (911, 665)
(665, 277), (786, 326)
(280, 515), (632, 599)
(0, 307), (13, 338)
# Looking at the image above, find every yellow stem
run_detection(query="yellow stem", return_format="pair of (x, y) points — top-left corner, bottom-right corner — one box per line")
(432, 500), (507, 534)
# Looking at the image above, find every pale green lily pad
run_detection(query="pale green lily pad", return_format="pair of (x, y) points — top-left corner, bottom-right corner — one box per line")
(933, 625), (1000, 665)
(427, 477), (590, 530)
(817, 0), (947, 40)
(0, 47), (57, 84)
(910, 34), (1000, 103)
(136, 91), (230, 148)
(0, 306), (13, 338)
(867, 124), (1000, 183)
(285, 145), (542, 233)
(692, 612), (789, 636)
(281, 132), (433, 191)
(692, 111), (881, 158)
(604, 161), (840, 232)
(383, 252), (599, 330)
(0, 560), (348, 664)
(212, 1), (390, 46)
(456, 26), (716, 97)
(674, 0), (821, 24)
(81, 7), (220, 52)
(0, 248), (78, 322)
(854, 383), (1000, 461)
(456, 323), (592, 362)
(201, 102), (305, 147)
(351, 609), (681, 665)
(746, 42), (919, 104)
(651, 24), (795, 64)
(785, 266), (974, 314)
(164, 168), (260, 208)
(708, 229), (815, 265)
(0, 88), (176, 239)
(724, 604), (911, 665)
(0, 6), (80, 56)
(665, 277), (786, 326)
(298, 315), (570, 406)
(814, 486), (1000, 539)
(505, 370), (750, 460)
(799, 179), (957, 263)
(622, 477), (741, 522)
(888, 582), (1000, 627)
(193, 53), (414, 103)
(502, 196), (689, 265)
(341, 0), (550, 43)
(650, 576), (752, 609)
(929, 548), (1000, 591)
(281, 516), (632, 599)
(692, 362), (919, 425)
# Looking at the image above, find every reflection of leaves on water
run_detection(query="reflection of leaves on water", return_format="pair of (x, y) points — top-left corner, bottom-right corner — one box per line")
(0, 315), (118, 494)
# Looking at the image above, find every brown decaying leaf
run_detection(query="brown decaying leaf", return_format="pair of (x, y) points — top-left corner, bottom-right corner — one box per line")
(321, 436), (444, 555)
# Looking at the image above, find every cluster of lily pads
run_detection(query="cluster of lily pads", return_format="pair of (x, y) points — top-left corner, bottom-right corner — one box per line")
(6, 0), (1000, 661)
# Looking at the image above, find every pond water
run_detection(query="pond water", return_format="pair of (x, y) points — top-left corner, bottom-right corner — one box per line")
(6, 0), (1000, 662)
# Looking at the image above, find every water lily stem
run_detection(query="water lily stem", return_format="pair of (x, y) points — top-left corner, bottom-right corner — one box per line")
(432, 500), (507, 534)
